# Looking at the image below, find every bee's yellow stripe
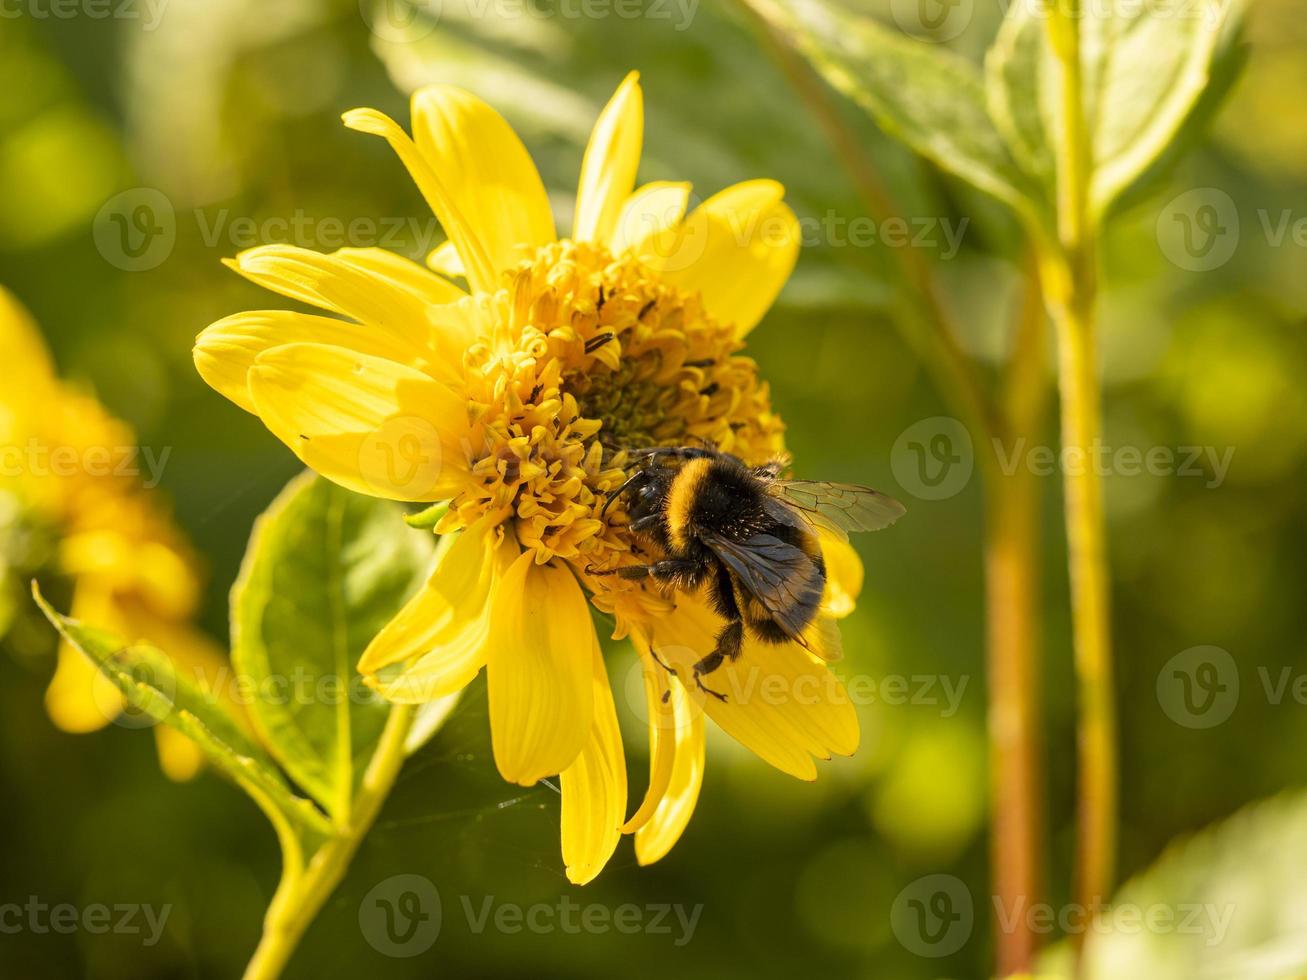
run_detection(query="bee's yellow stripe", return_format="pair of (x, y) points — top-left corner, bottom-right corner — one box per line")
(665, 457), (711, 553)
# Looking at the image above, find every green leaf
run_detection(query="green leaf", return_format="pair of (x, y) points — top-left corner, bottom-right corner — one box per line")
(32, 585), (333, 852)
(751, 0), (1041, 220)
(1080, 791), (1307, 979)
(986, 0), (1245, 218)
(232, 471), (435, 821)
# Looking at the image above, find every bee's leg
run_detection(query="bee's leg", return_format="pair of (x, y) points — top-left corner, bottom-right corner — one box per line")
(628, 514), (662, 535)
(585, 558), (700, 583)
(692, 620), (743, 702)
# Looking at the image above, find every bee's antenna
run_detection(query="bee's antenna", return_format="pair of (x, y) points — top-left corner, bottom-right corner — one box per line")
(601, 471), (644, 518)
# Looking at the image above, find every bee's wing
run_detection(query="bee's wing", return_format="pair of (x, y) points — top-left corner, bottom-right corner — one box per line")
(770, 480), (906, 541)
(703, 532), (821, 644)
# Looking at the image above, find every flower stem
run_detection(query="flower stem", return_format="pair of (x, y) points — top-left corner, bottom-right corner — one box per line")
(734, 2), (1049, 970)
(243, 704), (415, 980)
(1045, 0), (1118, 948)
(984, 256), (1048, 977)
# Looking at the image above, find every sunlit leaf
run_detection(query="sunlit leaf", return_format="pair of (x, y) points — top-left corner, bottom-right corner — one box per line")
(986, 0), (1245, 217)
(32, 585), (332, 853)
(749, 0), (1041, 221)
(1082, 791), (1307, 979)
(231, 471), (434, 820)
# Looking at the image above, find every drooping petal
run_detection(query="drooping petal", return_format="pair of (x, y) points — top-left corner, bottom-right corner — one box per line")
(648, 596), (859, 780)
(623, 637), (706, 865)
(342, 107), (498, 293)
(486, 555), (595, 786)
(154, 726), (205, 782)
(657, 179), (801, 337)
(44, 583), (126, 734)
(411, 85), (556, 274)
(573, 72), (643, 244)
(360, 520), (518, 703)
(195, 310), (440, 414)
(560, 642), (627, 885)
(248, 343), (469, 502)
(819, 529), (863, 619)
(608, 181), (691, 260)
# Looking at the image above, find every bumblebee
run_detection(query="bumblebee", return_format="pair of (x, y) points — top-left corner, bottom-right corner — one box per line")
(594, 446), (905, 700)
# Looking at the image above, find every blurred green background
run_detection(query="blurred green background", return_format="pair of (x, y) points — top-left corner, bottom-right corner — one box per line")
(1, 0), (1305, 977)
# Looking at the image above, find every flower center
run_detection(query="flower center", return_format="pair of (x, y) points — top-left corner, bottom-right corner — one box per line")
(443, 240), (785, 585)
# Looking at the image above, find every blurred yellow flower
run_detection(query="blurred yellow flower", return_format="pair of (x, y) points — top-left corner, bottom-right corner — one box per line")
(0, 287), (228, 781)
(194, 73), (861, 882)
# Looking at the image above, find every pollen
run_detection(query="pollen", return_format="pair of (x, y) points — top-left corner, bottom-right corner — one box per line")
(436, 239), (785, 607)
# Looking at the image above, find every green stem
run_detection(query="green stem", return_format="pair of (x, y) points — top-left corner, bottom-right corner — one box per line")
(243, 704), (415, 980)
(1045, 0), (1117, 948)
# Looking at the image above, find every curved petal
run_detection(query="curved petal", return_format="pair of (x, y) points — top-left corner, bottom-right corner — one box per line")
(360, 520), (518, 702)
(0, 286), (56, 442)
(609, 181), (691, 260)
(248, 343), (470, 502)
(656, 179), (801, 337)
(222, 245), (459, 341)
(573, 71), (643, 244)
(623, 639), (705, 865)
(343, 107), (499, 293)
(819, 529), (863, 619)
(487, 556), (594, 785)
(622, 647), (677, 832)
(560, 642), (627, 885)
(330, 247), (466, 305)
(411, 86), (555, 274)
(648, 596), (859, 780)
(195, 310), (442, 414)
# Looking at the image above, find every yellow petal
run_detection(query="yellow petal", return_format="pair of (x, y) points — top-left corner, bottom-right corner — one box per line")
(411, 86), (555, 274)
(248, 343), (469, 501)
(0, 286), (56, 442)
(44, 585), (127, 733)
(343, 107), (498, 293)
(623, 642), (705, 866)
(425, 240), (465, 278)
(608, 181), (691, 259)
(648, 596), (858, 780)
(573, 71), (643, 244)
(657, 179), (800, 337)
(361, 520), (518, 702)
(223, 245), (460, 341)
(819, 529), (863, 619)
(560, 642), (627, 885)
(154, 726), (205, 782)
(46, 640), (122, 733)
(195, 310), (441, 415)
(486, 555), (594, 786)
(622, 649), (677, 833)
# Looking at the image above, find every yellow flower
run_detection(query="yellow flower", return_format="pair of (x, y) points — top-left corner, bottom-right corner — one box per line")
(193, 73), (861, 882)
(0, 287), (230, 781)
